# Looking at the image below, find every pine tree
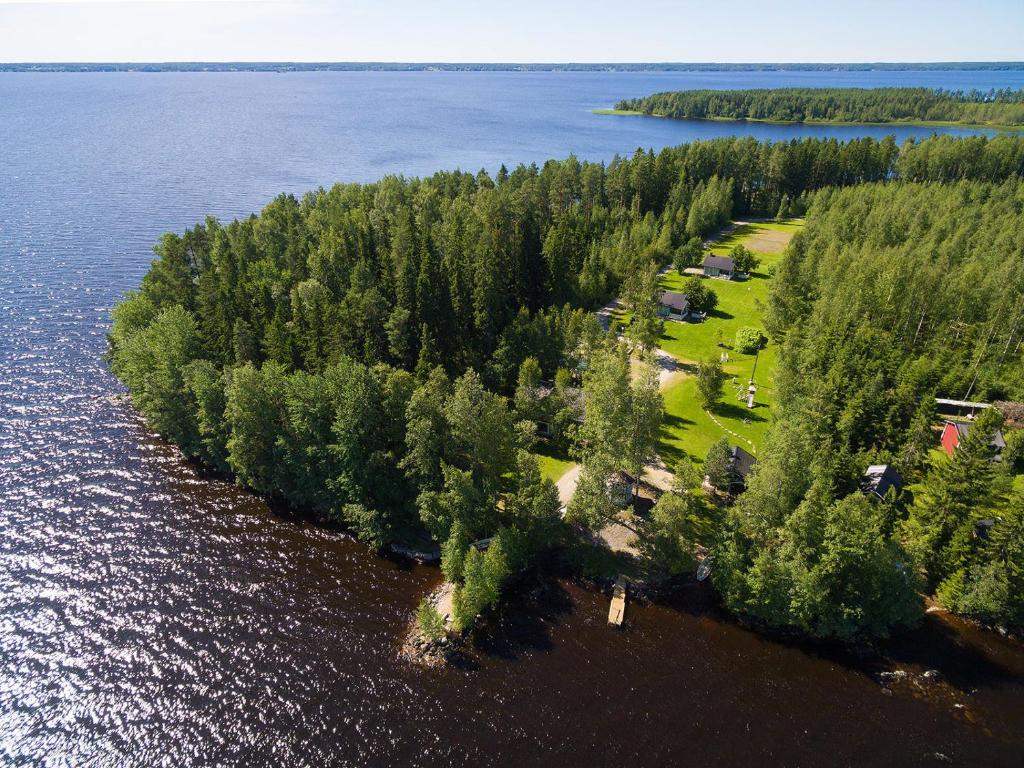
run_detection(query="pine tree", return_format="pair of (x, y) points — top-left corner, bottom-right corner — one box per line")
(441, 520), (469, 583)
(704, 438), (733, 491)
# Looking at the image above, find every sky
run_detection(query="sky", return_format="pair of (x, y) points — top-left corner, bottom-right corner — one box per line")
(0, 0), (1022, 63)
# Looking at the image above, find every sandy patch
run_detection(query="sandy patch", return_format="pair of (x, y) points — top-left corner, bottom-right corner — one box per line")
(641, 455), (675, 493)
(743, 227), (795, 255)
(631, 348), (685, 390)
(597, 512), (640, 556)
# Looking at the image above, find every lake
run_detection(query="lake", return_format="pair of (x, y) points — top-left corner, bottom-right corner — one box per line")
(2, 69), (1024, 766)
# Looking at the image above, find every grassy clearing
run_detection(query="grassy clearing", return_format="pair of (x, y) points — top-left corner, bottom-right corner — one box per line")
(653, 220), (802, 466)
(659, 375), (772, 467)
(532, 445), (576, 484)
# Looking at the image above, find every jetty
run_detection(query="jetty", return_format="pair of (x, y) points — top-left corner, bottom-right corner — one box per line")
(608, 576), (627, 627)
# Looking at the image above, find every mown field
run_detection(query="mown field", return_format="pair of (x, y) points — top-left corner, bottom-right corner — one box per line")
(655, 220), (802, 467)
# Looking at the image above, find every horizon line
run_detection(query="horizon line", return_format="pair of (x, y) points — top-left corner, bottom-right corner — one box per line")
(4, 60), (1024, 67)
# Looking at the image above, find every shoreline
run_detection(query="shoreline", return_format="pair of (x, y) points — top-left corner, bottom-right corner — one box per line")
(592, 109), (1024, 132)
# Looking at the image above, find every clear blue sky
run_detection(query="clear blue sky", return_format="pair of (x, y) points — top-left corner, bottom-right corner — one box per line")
(1, 0), (1022, 63)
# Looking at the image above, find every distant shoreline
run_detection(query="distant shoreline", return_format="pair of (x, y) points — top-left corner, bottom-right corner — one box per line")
(3, 61), (1024, 73)
(592, 108), (1024, 132)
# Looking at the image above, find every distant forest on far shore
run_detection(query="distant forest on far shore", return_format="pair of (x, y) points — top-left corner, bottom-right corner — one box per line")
(2, 62), (1024, 73)
(614, 87), (1024, 126)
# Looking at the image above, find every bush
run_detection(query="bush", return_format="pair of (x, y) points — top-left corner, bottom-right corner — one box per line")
(416, 599), (446, 641)
(734, 327), (764, 354)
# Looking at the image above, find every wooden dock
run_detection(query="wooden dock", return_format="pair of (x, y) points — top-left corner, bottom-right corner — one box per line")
(608, 576), (627, 627)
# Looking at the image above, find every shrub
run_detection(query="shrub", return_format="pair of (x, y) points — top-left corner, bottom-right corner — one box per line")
(734, 327), (764, 354)
(416, 599), (446, 641)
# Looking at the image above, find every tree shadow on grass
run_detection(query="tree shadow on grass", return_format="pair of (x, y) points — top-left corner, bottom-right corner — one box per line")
(660, 412), (696, 448)
(658, 414), (697, 467)
(712, 224), (754, 249)
(712, 401), (768, 424)
(532, 441), (572, 463)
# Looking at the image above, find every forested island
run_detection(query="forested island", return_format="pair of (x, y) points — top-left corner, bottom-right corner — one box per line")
(110, 132), (1024, 646)
(608, 87), (1024, 127)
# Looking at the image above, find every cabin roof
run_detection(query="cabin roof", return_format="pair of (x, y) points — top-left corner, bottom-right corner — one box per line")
(944, 420), (1007, 450)
(660, 291), (689, 312)
(703, 255), (735, 271)
(729, 445), (757, 479)
(862, 464), (902, 498)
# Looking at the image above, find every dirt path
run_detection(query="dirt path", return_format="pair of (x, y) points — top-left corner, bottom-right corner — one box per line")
(630, 347), (688, 390)
(594, 298), (622, 331)
(556, 464), (581, 507)
(641, 455), (675, 492)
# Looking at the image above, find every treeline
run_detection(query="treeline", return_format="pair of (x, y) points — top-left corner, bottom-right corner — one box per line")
(119, 132), (1024, 401)
(715, 179), (1024, 638)
(616, 88), (1024, 126)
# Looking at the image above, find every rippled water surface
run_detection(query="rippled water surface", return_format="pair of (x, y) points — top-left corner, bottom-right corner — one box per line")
(2, 70), (1024, 766)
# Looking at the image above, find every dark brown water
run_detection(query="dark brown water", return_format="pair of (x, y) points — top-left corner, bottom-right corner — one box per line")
(3, 71), (1024, 766)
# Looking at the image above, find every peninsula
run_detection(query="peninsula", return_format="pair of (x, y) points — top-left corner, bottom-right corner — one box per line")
(110, 133), (1024, 647)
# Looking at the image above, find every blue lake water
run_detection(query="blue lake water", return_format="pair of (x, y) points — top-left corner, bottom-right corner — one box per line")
(3, 70), (1024, 766)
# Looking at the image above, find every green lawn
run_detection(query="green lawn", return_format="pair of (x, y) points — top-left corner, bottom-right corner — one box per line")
(659, 375), (772, 468)
(654, 220), (803, 466)
(532, 444), (575, 483)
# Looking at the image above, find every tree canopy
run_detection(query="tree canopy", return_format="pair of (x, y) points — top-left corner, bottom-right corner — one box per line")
(616, 87), (1024, 126)
(714, 176), (1024, 636)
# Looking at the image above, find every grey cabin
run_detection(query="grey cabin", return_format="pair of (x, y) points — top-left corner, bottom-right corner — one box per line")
(658, 291), (690, 320)
(861, 464), (902, 501)
(728, 446), (757, 490)
(703, 254), (735, 279)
